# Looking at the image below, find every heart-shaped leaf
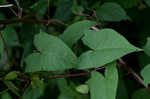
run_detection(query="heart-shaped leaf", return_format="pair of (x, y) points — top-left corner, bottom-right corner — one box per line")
(25, 32), (77, 72)
(77, 29), (142, 69)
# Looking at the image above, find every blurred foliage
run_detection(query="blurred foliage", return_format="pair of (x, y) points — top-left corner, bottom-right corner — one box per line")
(0, 0), (150, 99)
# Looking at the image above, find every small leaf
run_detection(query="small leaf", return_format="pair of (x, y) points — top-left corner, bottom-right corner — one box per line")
(141, 64), (150, 86)
(144, 37), (150, 56)
(4, 71), (19, 80)
(96, 3), (129, 22)
(75, 84), (89, 94)
(3, 81), (20, 96)
(25, 32), (77, 72)
(60, 20), (97, 47)
(87, 62), (118, 99)
(57, 79), (89, 99)
(77, 29), (142, 69)
(132, 88), (150, 99)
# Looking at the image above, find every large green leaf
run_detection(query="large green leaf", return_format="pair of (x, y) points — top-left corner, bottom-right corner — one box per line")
(77, 29), (142, 69)
(141, 64), (150, 86)
(87, 62), (118, 99)
(25, 32), (77, 72)
(144, 37), (150, 56)
(60, 20), (97, 47)
(132, 88), (150, 99)
(96, 3), (129, 22)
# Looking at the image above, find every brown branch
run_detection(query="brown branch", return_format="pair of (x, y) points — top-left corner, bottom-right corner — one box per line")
(118, 59), (150, 91)
(40, 66), (105, 79)
(0, 18), (47, 26)
(0, 18), (68, 27)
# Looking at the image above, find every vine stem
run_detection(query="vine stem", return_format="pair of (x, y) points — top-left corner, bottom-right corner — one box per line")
(40, 66), (105, 79)
(0, 31), (11, 66)
(118, 59), (150, 91)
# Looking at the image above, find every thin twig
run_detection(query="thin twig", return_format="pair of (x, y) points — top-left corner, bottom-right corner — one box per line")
(0, 32), (11, 66)
(40, 66), (105, 79)
(22, 80), (31, 93)
(9, 7), (18, 16)
(0, 18), (47, 26)
(0, 18), (68, 27)
(14, 0), (22, 18)
(118, 59), (150, 91)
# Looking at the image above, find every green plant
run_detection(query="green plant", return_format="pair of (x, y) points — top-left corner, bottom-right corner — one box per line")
(0, 0), (150, 99)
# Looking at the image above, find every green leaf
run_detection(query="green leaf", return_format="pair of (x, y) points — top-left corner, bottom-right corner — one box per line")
(77, 29), (142, 69)
(75, 84), (89, 94)
(3, 81), (20, 96)
(57, 78), (89, 99)
(72, 1), (84, 14)
(87, 62), (118, 99)
(144, 37), (150, 56)
(0, 26), (19, 55)
(1, 26), (20, 47)
(60, 20), (97, 47)
(54, 0), (73, 22)
(132, 88), (150, 99)
(30, 0), (48, 17)
(103, 0), (141, 8)
(25, 32), (77, 72)
(4, 71), (19, 80)
(22, 77), (45, 99)
(1, 92), (12, 99)
(96, 3), (129, 22)
(116, 68), (129, 99)
(144, 0), (150, 7)
(0, 36), (4, 55)
(141, 64), (150, 86)
(22, 85), (45, 99)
